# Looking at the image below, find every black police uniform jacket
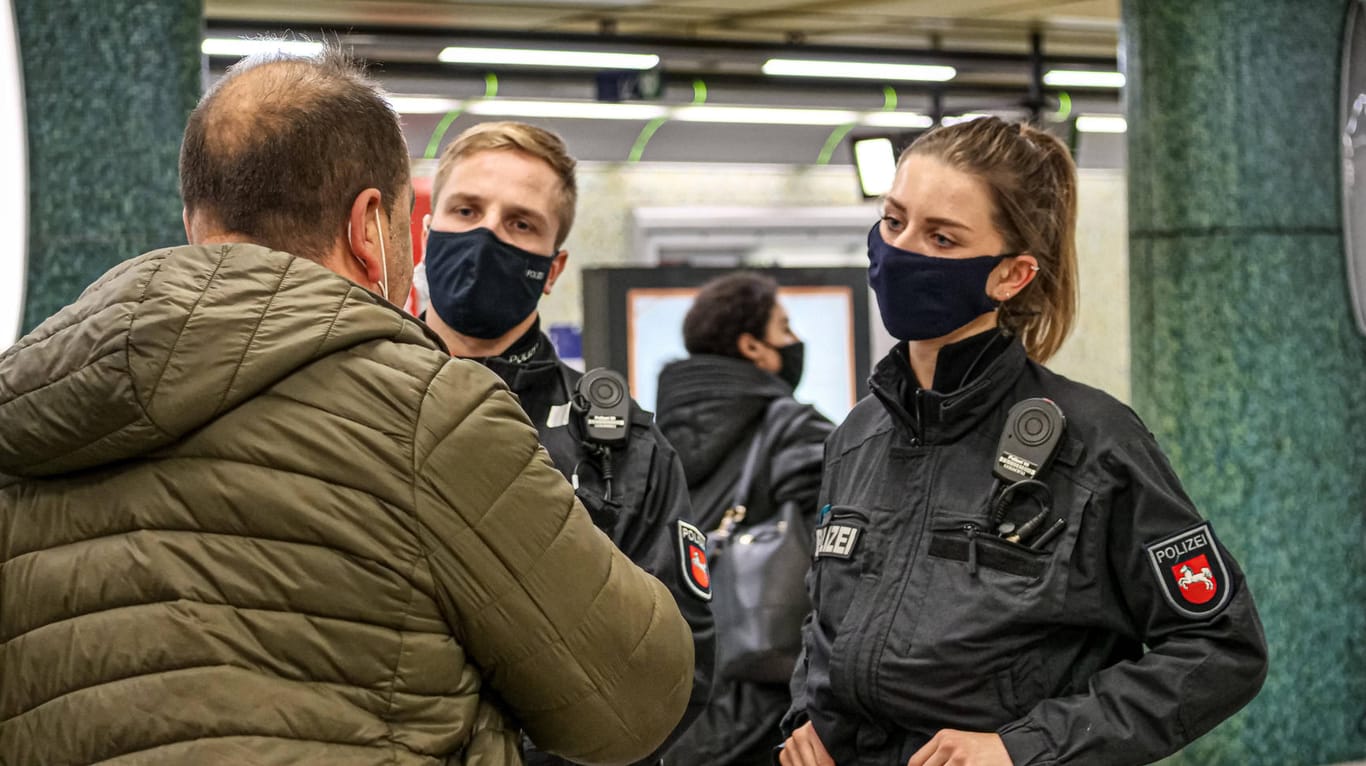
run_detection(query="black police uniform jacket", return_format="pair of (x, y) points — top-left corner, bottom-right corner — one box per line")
(783, 331), (1268, 766)
(482, 324), (716, 766)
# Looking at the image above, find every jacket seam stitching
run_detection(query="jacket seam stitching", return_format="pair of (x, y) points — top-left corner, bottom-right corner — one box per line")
(1, 597), (439, 647)
(214, 258), (293, 415)
(310, 286), (353, 361)
(3, 527), (418, 597)
(143, 247), (227, 412)
(75, 734), (422, 765)
(1, 662), (236, 725)
(379, 553), (425, 763)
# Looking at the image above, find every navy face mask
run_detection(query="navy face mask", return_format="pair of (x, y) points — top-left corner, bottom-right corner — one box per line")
(424, 227), (554, 340)
(867, 222), (1010, 341)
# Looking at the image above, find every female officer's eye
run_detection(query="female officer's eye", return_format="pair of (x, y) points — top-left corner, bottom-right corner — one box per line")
(880, 215), (905, 233)
(931, 232), (956, 248)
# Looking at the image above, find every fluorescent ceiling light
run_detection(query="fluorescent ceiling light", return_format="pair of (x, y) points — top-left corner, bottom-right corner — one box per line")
(465, 99), (668, 120)
(861, 111), (934, 129)
(764, 58), (956, 82)
(386, 96), (463, 115)
(201, 38), (324, 57)
(385, 95), (932, 129)
(674, 105), (861, 126)
(942, 112), (992, 126)
(1075, 115), (1128, 133)
(853, 138), (897, 197)
(1043, 69), (1126, 88)
(439, 46), (659, 70)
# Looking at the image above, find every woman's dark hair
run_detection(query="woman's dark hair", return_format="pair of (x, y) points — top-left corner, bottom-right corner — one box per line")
(683, 272), (778, 358)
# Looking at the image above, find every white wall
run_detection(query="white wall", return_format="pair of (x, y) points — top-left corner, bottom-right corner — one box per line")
(1, 0), (28, 346)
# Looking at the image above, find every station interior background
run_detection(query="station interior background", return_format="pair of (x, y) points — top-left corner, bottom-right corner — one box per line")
(205, 0), (1133, 413)
(6, 1), (1366, 765)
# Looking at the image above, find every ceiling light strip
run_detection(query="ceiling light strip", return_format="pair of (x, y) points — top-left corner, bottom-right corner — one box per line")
(764, 58), (956, 83)
(392, 96), (933, 129)
(201, 38), (324, 57)
(1075, 115), (1127, 133)
(439, 46), (660, 70)
(1043, 69), (1126, 88)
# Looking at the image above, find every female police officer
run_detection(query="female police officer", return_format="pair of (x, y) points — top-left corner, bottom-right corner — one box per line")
(779, 117), (1268, 766)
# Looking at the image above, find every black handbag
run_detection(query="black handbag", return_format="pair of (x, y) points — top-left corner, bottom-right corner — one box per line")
(707, 402), (814, 685)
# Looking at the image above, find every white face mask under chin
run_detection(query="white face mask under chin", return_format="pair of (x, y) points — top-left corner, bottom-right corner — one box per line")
(349, 209), (390, 302)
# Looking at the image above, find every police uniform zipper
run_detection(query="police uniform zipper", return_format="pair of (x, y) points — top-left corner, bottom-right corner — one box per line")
(909, 389), (924, 446)
(963, 522), (980, 576)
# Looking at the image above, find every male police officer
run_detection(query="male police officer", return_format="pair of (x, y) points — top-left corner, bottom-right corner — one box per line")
(420, 121), (715, 765)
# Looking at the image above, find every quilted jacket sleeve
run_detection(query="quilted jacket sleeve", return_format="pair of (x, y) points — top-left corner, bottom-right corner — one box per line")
(411, 359), (695, 766)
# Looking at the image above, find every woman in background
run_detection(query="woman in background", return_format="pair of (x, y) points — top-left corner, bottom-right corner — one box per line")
(779, 117), (1267, 766)
(657, 272), (834, 766)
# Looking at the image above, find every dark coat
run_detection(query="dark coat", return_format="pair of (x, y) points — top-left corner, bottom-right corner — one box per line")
(656, 355), (834, 766)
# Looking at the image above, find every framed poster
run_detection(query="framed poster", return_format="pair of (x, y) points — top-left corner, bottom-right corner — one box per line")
(583, 266), (871, 423)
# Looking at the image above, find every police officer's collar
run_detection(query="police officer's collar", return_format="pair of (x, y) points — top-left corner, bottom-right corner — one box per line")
(497, 317), (543, 365)
(871, 330), (1027, 443)
(482, 318), (565, 400)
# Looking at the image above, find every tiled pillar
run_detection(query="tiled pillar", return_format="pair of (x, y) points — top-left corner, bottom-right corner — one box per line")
(15, 0), (201, 332)
(1125, 1), (1366, 763)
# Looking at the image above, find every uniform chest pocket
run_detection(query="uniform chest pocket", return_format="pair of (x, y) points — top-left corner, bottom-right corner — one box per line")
(927, 524), (1049, 580)
(810, 505), (877, 635)
(911, 480), (1094, 651)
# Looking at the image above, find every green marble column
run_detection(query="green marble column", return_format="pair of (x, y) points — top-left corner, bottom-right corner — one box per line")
(1125, 1), (1366, 764)
(15, 0), (201, 332)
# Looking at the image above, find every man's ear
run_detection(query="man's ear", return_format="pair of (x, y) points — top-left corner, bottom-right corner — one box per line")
(182, 208), (193, 244)
(736, 332), (766, 363)
(345, 188), (385, 287)
(543, 249), (570, 295)
(991, 253), (1040, 302)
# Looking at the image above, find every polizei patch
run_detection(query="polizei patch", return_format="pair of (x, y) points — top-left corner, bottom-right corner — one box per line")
(1145, 522), (1231, 619)
(814, 524), (861, 559)
(677, 520), (711, 602)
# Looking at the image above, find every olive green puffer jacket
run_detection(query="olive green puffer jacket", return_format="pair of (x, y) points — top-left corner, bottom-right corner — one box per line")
(0, 244), (693, 766)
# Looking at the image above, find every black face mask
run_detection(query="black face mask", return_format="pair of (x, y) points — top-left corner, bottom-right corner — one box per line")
(773, 340), (805, 390)
(424, 227), (553, 340)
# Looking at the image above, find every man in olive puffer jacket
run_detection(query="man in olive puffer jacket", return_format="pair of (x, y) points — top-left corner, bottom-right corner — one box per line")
(0, 49), (692, 766)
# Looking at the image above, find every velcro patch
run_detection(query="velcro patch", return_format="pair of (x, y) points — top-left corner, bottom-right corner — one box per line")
(814, 524), (861, 559)
(1144, 522), (1232, 619)
(678, 520), (711, 602)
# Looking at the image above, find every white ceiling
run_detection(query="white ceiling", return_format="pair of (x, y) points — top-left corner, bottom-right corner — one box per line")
(205, 0), (1121, 57)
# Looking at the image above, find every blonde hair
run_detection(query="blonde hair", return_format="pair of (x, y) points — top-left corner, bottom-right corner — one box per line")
(905, 117), (1079, 362)
(434, 121), (578, 249)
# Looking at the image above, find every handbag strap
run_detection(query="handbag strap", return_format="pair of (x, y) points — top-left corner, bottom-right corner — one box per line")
(730, 398), (795, 512)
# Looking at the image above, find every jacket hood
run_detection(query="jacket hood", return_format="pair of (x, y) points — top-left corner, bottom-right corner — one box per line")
(0, 244), (442, 479)
(656, 354), (791, 485)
